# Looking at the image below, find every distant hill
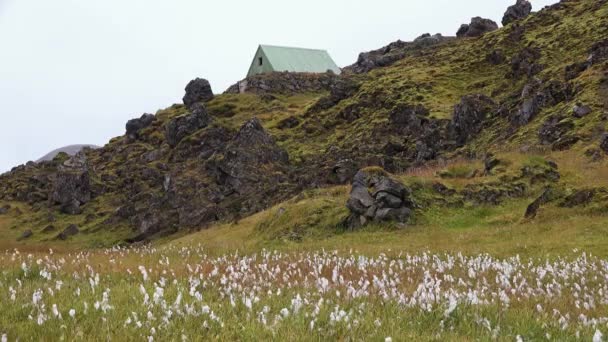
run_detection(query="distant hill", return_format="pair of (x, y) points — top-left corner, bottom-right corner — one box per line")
(36, 144), (100, 162)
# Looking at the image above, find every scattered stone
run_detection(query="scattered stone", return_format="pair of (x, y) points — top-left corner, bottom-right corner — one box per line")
(389, 104), (429, 127)
(585, 148), (603, 162)
(329, 159), (358, 184)
(42, 225), (56, 233)
(450, 94), (497, 144)
(560, 189), (595, 208)
(165, 103), (212, 147)
(345, 168), (413, 229)
(0, 204), (10, 215)
(502, 0), (532, 26)
(600, 133), (608, 154)
(457, 17), (498, 38)
(17, 229), (33, 241)
(552, 135), (580, 151)
(572, 103), (592, 118)
(183, 78), (214, 108)
(538, 115), (574, 144)
(125, 113), (156, 142)
(509, 47), (543, 79)
(588, 39), (608, 65)
(484, 154), (501, 174)
(524, 187), (553, 219)
(277, 116), (300, 129)
(486, 50), (506, 65)
(432, 182), (456, 196)
(57, 224), (80, 240)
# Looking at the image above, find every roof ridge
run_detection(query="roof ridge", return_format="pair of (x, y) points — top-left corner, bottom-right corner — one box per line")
(259, 44), (329, 52)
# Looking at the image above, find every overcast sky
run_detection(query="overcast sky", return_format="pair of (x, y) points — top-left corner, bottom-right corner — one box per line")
(0, 0), (558, 172)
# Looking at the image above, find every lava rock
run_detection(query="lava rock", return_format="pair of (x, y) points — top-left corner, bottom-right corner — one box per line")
(589, 39), (608, 65)
(450, 94), (497, 144)
(125, 113), (156, 142)
(17, 229), (33, 241)
(509, 47), (543, 79)
(513, 79), (572, 126)
(457, 17), (498, 38)
(0, 204), (10, 215)
(42, 225), (56, 233)
(389, 104), (429, 127)
(50, 154), (91, 215)
(413, 33), (448, 47)
(165, 103), (212, 147)
(484, 153), (501, 174)
(600, 133), (608, 154)
(552, 135), (580, 151)
(183, 78), (214, 108)
(486, 50), (506, 65)
(573, 103), (592, 118)
(524, 187), (553, 219)
(538, 115), (574, 145)
(57, 224), (79, 240)
(502, 0), (532, 26)
(329, 159), (358, 184)
(560, 189), (595, 208)
(345, 168), (413, 229)
(277, 116), (301, 129)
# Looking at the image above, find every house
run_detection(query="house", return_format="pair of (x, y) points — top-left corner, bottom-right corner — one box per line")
(246, 44), (341, 78)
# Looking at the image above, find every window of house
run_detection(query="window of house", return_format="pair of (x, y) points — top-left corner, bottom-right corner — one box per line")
(258, 57), (263, 66)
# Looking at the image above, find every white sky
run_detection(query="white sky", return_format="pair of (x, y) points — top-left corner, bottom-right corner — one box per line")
(0, 0), (557, 172)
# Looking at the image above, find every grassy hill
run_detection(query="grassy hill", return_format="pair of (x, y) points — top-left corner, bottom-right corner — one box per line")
(1, 0), (608, 340)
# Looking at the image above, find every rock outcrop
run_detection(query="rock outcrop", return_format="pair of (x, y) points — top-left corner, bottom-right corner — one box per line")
(457, 17), (498, 38)
(50, 153), (91, 215)
(344, 34), (453, 74)
(126, 113), (156, 142)
(165, 103), (212, 147)
(345, 168), (413, 229)
(450, 94), (497, 144)
(502, 0), (532, 26)
(183, 78), (214, 108)
(512, 78), (572, 126)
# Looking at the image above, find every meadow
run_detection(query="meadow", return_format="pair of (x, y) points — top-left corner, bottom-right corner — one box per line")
(1, 245), (607, 341)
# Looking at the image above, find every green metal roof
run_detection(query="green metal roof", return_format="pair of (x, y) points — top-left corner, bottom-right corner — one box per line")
(247, 45), (341, 77)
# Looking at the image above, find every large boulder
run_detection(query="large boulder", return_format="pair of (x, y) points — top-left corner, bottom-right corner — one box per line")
(165, 103), (212, 147)
(450, 94), (497, 144)
(125, 113), (155, 142)
(457, 17), (498, 38)
(345, 168), (413, 229)
(502, 0), (532, 26)
(183, 78), (214, 108)
(50, 153), (91, 215)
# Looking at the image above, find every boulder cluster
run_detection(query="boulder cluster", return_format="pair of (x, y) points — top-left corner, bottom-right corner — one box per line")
(457, 17), (498, 38)
(345, 168), (413, 229)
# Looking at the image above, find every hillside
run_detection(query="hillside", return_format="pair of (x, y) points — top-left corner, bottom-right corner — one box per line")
(0, 0), (607, 249)
(3, 1), (608, 340)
